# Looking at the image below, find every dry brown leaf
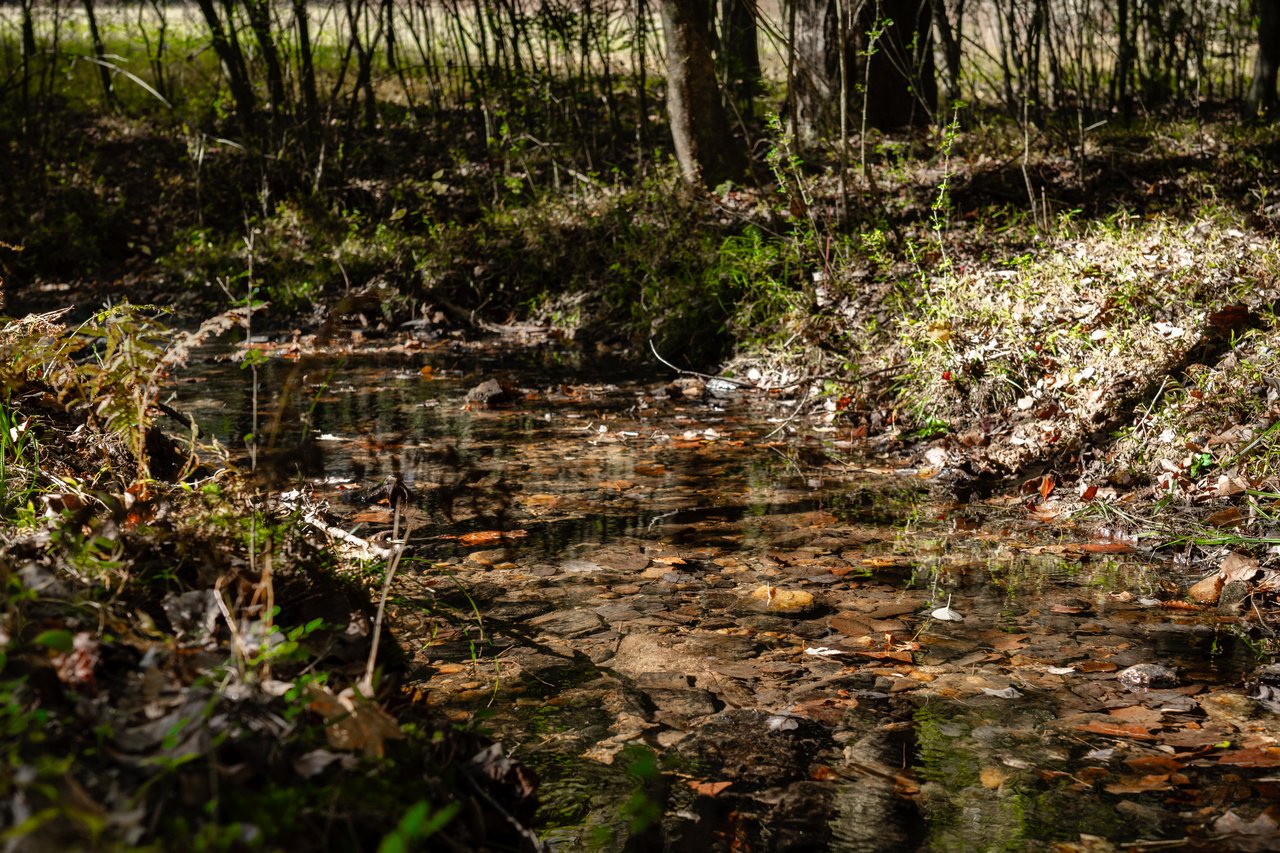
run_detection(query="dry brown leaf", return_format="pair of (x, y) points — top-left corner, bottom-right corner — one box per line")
(1104, 773), (1172, 794)
(350, 509), (394, 524)
(1109, 705), (1163, 726)
(1220, 552), (1261, 583)
(1205, 507), (1245, 528)
(1215, 472), (1250, 497)
(1123, 755), (1184, 774)
(1076, 720), (1158, 741)
(1188, 572), (1224, 604)
(307, 684), (403, 757)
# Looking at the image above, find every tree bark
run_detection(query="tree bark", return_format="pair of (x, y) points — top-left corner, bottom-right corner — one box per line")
(787, 0), (844, 143)
(1249, 0), (1280, 117)
(659, 0), (746, 187)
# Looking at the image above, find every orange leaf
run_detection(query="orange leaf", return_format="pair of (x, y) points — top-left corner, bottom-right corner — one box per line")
(1104, 773), (1172, 794)
(1076, 721), (1158, 741)
(1077, 660), (1117, 673)
(459, 529), (528, 546)
(1079, 542), (1135, 554)
(1039, 473), (1056, 501)
(1217, 748), (1280, 768)
(686, 779), (733, 797)
(351, 509), (394, 524)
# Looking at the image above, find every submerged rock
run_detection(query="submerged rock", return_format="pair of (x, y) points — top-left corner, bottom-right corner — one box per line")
(746, 585), (817, 615)
(465, 378), (511, 407)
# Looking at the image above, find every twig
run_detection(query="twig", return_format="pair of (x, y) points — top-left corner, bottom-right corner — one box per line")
(648, 339), (749, 386)
(762, 387), (813, 440)
(363, 488), (412, 693)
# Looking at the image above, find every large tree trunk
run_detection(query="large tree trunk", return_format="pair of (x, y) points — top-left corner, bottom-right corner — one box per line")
(659, 0), (746, 187)
(1249, 0), (1280, 118)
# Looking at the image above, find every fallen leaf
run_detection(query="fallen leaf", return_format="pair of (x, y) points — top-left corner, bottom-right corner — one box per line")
(687, 779), (733, 797)
(1039, 473), (1056, 501)
(350, 509), (394, 524)
(1104, 773), (1172, 794)
(1212, 809), (1280, 850)
(1205, 507), (1245, 528)
(1076, 721), (1158, 741)
(308, 684), (403, 757)
(294, 748), (358, 778)
(1217, 748), (1280, 768)
(1188, 572), (1224, 604)
(1220, 552), (1261, 583)
(980, 766), (1009, 789)
(1079, 542), (1135, 554)
(1078, 660), (1118, 673)
(1124, 755), (1184, 774)
(459, 529), (528, 546)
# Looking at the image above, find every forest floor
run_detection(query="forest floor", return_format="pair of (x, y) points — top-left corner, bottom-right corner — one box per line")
(5, 108), (1280, 849)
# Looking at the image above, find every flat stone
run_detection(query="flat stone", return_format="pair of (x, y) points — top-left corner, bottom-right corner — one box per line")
(527, 609), (605, 637)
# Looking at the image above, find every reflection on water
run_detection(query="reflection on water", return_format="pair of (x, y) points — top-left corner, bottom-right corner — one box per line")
(172, 341), (1278, 852)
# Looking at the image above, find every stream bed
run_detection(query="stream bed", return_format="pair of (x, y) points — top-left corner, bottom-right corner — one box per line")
(175, 336), (1280, 851)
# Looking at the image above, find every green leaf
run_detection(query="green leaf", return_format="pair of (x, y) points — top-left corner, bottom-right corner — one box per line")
(33, 629), (74, 654)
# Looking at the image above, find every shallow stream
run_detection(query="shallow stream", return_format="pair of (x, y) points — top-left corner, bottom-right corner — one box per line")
(175, 337), (1280, 851)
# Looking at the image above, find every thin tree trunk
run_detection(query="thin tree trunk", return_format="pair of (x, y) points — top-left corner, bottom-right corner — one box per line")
(294, 0), (321, 136)
(81, 0), (115, 107)
(1249, 0), (1280, 117)
(243, 0), (287, 116)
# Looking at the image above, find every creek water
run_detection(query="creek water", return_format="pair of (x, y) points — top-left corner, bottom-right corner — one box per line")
(175, 337), (1279, 852)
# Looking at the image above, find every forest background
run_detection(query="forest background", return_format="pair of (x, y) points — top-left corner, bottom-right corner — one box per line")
(5, 0), (1280, 849)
